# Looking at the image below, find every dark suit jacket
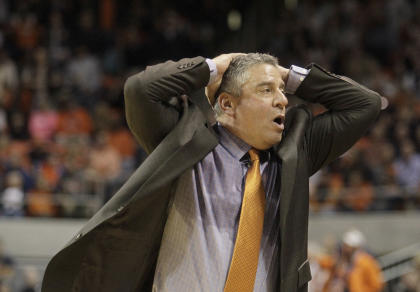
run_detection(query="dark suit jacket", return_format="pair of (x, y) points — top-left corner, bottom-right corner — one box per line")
(41, 56), (381, 292)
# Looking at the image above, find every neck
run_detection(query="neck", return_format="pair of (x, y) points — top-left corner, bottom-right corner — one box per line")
(217, 117), (267, 150)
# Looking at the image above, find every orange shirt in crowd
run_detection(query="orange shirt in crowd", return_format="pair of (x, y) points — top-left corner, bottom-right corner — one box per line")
(344, 182), (374, 211)
(347, 251), (384, 292)
(27, 191), (56, 217)
(100, 0), (115, 30)
(107, 129), (136, 158)
(14, 18), (41, 50)
(56, 107), (93, 135)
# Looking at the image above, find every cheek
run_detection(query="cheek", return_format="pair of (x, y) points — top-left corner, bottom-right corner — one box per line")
(236, 100), (270, 127)
(251, 103), (271, 121)
(240, 107), (262, 126)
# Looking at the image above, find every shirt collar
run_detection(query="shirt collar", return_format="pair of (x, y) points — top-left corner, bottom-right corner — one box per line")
(216, 124), (251, 161)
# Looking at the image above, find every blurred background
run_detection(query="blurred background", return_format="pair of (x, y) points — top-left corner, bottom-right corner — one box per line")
(0, 0), (419, 291)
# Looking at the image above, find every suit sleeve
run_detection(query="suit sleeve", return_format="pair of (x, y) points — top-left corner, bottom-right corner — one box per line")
(123, 56), (210, 154)
(295, 64), (382, 176)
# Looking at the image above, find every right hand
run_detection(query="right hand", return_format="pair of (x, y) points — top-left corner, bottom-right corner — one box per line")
(205, 53), (245, 105)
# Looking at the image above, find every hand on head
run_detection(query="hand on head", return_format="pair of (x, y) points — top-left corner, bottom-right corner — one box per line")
(206, 53), (245, 104)
(277, 64), (289, 85)
(205, 53), (289, 105)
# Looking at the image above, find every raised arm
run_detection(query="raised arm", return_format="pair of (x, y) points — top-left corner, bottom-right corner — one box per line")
(123, 56), (210, 153)
(124, 54), (244, 154)
(296, 64), (382, 175)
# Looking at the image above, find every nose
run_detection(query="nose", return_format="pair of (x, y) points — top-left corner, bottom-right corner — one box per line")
(273, 90), (288, 108)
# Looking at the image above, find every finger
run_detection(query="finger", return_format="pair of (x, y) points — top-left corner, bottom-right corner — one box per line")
(180, 94), (188, 105)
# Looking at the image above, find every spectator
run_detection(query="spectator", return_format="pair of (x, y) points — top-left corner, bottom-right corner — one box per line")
(0, 0), (419, 217)
(394, 140), (420, 194)
(1, 171), (25, 216)
(28, 99), (58, 141)
(87, 131), (121, 181)
(0, 107), (6, 134)
(106, 109), (137, 174)
(341, 229), (384, 292)
(7, 110), (29, 140)
(66, 45), (102, 108)
(19, 266), (39, 292)
(0, 239), (15, 292)
(56, 98), (93, 137)
(308, 241), (335, 292)
(26, 174), (56, 217)
(400, 254), (420, 292)
(11, 13), (41, 52)
(38, 152), (63, 191)
(2, 139), (34, 192)
(316, 172), (344, 213)
(47, 11), (70, 68)
(340, 170), (374, 211)
(0, 49), (18, 108)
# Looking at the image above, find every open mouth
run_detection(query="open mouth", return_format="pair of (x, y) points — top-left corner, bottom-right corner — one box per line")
(273, 116), (284, 125)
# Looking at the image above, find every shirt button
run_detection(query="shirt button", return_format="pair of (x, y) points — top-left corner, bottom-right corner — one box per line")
(117, 206), (124, 212)
(75, 233), (82, 240)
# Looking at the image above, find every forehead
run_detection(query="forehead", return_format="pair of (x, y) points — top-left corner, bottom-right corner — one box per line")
(243, 63), (283, 87)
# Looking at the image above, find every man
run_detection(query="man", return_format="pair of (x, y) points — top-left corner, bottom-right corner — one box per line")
(320, 229), (384, 292)
(42, 53), (382, 292)
(341, 229), (384, 292)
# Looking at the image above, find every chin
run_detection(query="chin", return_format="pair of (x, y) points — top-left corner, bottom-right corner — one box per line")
(259, 136), (283, 150)
(271, 133), (283, 143)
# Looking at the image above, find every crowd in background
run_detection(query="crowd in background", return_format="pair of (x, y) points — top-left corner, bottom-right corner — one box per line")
(272, 0), (420, 213)
(308, 229), (420, 292)
(0, 0), (420, 291)
(0, 0), (420, 218)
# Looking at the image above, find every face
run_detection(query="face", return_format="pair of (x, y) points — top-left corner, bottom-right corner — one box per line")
(220, 63), (288, 150)
(341, 243), (356, 259)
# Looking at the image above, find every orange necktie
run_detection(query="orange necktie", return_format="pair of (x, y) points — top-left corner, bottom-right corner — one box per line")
(224, 149), (266, 292)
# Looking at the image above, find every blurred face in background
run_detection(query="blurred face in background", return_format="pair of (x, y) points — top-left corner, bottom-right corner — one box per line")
(341, 242), (357, 260)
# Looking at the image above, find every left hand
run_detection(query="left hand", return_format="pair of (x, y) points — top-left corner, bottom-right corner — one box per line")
(277, 65), (290, 85)
(205, 53), (245, 104)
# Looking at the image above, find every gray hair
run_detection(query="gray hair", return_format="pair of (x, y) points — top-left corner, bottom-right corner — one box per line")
(214, 53), (279, 116)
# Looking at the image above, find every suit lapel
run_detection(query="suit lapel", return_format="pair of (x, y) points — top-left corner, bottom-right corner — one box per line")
(275, 106), (310, 283)
(276, 106), (309, 229)
(276, 133), (298, 235)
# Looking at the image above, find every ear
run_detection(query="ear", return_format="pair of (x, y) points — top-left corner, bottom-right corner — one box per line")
(217, 92), (236, 117)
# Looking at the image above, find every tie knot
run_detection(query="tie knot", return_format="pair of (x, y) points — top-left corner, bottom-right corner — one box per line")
(248, 148), (260, 161)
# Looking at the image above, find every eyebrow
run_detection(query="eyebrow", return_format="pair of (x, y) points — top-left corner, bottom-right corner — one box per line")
(256, 81), (285, 89)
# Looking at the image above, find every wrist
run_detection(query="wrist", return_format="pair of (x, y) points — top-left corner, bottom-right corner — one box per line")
(285, 65), (309, 95)
(205, 58), (218, 86)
